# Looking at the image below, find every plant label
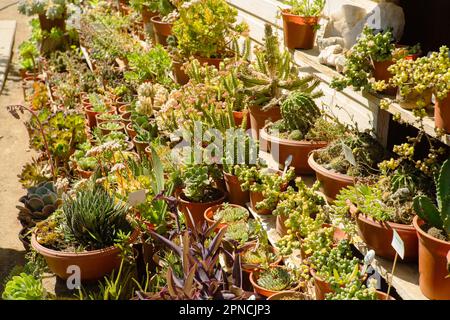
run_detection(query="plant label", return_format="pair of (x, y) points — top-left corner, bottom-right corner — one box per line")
(342, 143), (356, 166)
(391, 230), (405, 260)
(128, 189), (147, 206)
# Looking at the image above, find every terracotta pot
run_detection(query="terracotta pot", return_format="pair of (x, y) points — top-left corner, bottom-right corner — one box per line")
(118, 104), (131, 115)
(232, 110), (251, 130)
(311, 268), (367, 300)
(126, 123), (137, 140)
(151, 16), (173, 46)
(308, 152), (354, 202)
(413, 216), (450, 300)
(249, 267), (302, 298)
(435, 93), (450, 134)
(376, 291), (396, 300)
(241, 244), (282, 274)
(203, 204), (248, 231)
(76, 167), (94, 179)
(261, 126), (328, 175)
(267, 291), (313, 300)
(95, 113), (122, 126)
(195, 55), (224, 69)
(144, 146), (153, 160)
(356, 213), (418, 261)
(397, 88), (433, 110)
(121, 112), (132, 125)
(281, 10), (319, 50)
(223, 172), (249, 206)
(99, 122), (125, 136)
(248, 105), (281, 142)
(250, 191), (272, 215)
(38, 14), (66, 33)
(276, 214), (289, 237)
(373, 60), (396, 95)
(31, 230), (139, 281)
(172, 60), (190, 85)
(141, 7), (157, 25)
(177, 189), (226, 231)
(84, 106), (115, 129)
(133, 137), (149, 154)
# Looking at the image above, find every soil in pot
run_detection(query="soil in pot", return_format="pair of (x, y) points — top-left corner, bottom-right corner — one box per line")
(248, 105), (281, 142)
(261, 126), (328, 175)
(151, 16), (173, 46)
(223, 172), (249, 206)
(281, 10), (319, 50)
(413, 216), (450, 300)
(308, 152), (354, 202)
(31, 230), (139, 281)
(356, 213), (418, 261)
(172, 60), (190, 85)
(178, 189), (226, 231)
(435, 93), (450, 134)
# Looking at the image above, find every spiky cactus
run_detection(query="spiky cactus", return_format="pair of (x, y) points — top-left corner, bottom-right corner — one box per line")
(281, 91), (321, 135)
(413, 159), (450, 238)
(238, 24), (322, 111)
(256, 267), (293, 291)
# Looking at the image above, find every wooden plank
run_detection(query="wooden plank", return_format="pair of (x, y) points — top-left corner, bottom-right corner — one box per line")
(236, 10), (284, 44)
(228, 0), (286, 29)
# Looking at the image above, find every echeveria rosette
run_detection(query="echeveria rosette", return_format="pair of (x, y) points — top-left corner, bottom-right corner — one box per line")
(18, 0), (69, 20)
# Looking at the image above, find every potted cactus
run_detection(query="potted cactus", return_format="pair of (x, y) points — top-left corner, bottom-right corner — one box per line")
(18, 0), (70, 32)
(261, 91), (347, 175)
(280, 0), (325, 50)
(413, 158), (450, 299)
(238, 24), (321, 141)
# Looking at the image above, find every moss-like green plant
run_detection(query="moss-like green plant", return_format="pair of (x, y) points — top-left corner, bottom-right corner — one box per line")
(213, 204), (249, 223)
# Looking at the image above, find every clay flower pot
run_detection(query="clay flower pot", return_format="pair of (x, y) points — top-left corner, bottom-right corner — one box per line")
(144, 146), (153, 160)
(249, 267), (302, 298)
(31, 230), (139, 281)
(373, 60), (396, 95)
(126, 123), (137, 140)
(232, 110), (251, 130)
(38, 14), (66, 32)
(413, 216), (450, 300)
(177, 189), (226, 231)
(76, 167), (94, 179)
(84, 106), (115, 129)
(172, 60), (190, 85)
(203, 203), (248, 231)
(276, 214), (289, 237)
(267, 291), (313, 300)
(435, 93), (450, 134)
(141, 7), (158, 25)
(310, 268), (367, 300)
(375, 291), (395, 300)
(308, 152), (354, 202)
(241, 244), (282, 274)
(397, 88), (433, 110)
(261, 126), (328, 175)
(223, 172), (249, 206)
(151, 16), (173, 46)
(356, 213), (418, 261)
(248, 105), (281, 141)
(98, 122), (125, 136)
(118, 104), (131, 115)
(281, 10), (319, 50)
(250, 190), (272, 215)
(195, 55), (224, 69)
(133, 137), (149, 154)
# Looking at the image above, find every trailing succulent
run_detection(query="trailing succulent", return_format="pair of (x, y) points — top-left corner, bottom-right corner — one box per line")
(238, 24), (321, 111)
(325, 280), (378, 300)
(413, 159), (450, 241)
(17, 181), (61, 229)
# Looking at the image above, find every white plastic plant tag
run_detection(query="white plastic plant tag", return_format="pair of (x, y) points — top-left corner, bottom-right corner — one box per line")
(342, 143), (356, 166)
(128, 189), (147, 206)
(391, 230), (405, 260)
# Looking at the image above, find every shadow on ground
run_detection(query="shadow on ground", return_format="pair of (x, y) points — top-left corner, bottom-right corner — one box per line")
(0, 247), (26, 293)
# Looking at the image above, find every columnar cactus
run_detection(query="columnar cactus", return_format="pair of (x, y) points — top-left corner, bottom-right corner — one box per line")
(413, 159), (450, 237)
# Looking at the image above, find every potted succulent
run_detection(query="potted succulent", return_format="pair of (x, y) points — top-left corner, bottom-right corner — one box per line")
(18, 0), (70, 32)
(249, 266), (305, 298)
(130, 0), (160, 26)
(98, 121), (125, 136)
(308, 130), (387, 201)
(413, 158), (450, 299)
(150, 0), (180, 46)
(70, 142), (97, 178)
(204, 203), (249, 231)
(333, 165), (432, 261)
(172, 0), (247, 68)
(84, 94), (115, 129)
(31, 186), (137, 281)
(177, 164), (226, 230)
(308, 240), (365, 300)
(331, 26), (397, 95)
(429, 47), (450, 133)
(132, 123), (158, 154)
(238, 24), (320, 141)
(280, 0), (325, 50)
(237, 166), (295, 215)
(261, 91), (347, 175)
(95, 112), (123, 125)
(325, 280), (395, 300)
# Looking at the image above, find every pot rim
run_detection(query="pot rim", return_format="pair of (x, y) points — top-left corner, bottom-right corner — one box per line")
(413, 215), (450, 245)
(178, 188), (227, 205)
(261, 125), (328, 146)
(203, 203), (248, 225)
(307, 152), (354, 183)
(357, 212), (416, 231)
(249, 266), (302, 296)
(280, 9), (320, 20)
(31, 229), (139, 257)
(150, 15), (172, 25)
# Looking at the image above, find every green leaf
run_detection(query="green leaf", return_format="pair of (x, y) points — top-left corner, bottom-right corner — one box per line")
(413, 195), (443, 229)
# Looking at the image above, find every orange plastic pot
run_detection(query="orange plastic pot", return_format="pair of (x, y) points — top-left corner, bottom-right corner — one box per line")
(232, 110), (251, 130)
(172, 60), (189, 85)
(151, 16), (173, 46)
(31, 230), (139, 281)
(249, 267), (302, 298)
(413, 216), (450, 300)
(356, 213), (418, 261)
(178, 189), (226, 231)
(223, 172), (249, 206)
(435, 93), (450, 134)
(373, 60), (396, 95)
(203, 204), (248, 231)
(261, 126), (328, 175)
(281, 10), (319, 50)
(308, 152), (354, 202)
(248, 105), (281, 147)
